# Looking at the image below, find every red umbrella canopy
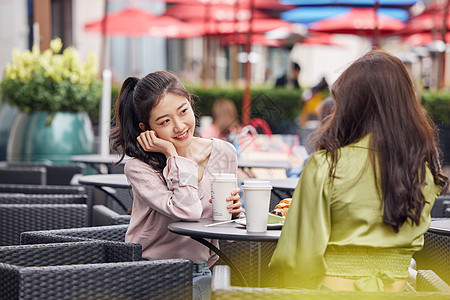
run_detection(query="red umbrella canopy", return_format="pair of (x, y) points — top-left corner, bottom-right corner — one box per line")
(84, 7), (204, 38)
(309, 7), (405, 35)
(163, 0), (292, 10)
(198, 18), (291, 34)
(399, 2), (450, 36)
(301, 33), (342, 45)
(403, 32), (450, 46)
(164, 3), (272, 21)
(164, 3), (291, 35)
(220, 33), (286, 46)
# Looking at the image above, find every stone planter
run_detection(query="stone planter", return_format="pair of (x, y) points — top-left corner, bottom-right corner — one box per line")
(7, 111), (94, 163)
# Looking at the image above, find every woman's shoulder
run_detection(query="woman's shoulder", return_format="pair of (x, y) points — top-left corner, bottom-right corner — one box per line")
(212, 138), (237, 156)
(125, 158), (158, 174)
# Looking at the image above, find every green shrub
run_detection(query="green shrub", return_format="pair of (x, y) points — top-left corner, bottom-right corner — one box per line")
(420, 90), (450, 126)
(0, 38), (101, 123)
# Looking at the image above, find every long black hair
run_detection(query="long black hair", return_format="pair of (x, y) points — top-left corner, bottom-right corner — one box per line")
(110, 71), (194, 173)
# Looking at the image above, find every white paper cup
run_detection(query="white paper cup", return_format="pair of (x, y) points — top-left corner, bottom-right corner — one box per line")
(242, 180), (272, 233)
(210, 173), (236, 221)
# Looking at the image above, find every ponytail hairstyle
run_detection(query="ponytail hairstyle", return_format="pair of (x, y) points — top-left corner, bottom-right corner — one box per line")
(310, 49), (448, 232)
(110, 71), (196, 173)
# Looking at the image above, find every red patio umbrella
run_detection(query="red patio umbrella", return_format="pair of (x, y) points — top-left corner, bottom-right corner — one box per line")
(84, 6), (204, 38)
(309, 8), (405, 36)
(301, 33), (342, 46)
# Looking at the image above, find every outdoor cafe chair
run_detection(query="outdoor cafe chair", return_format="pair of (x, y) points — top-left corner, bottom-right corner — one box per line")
(211, 265), (450, 300)
(0, 183), (86, 194)
(3, 161), (85, 185)
(20, 224), (130, 245)
(0, 192), (88, 204)
(0, 203), (88, 246)
(431, 196), (450, 218)
(414, 229), (450, 285)
(215, 240), (278, 288)
(92, 204), (131, 226)
(0, 241), (192, 300)
(0, 166), (46, 185)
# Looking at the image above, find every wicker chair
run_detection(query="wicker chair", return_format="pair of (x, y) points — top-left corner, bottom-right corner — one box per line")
(0, 193), (88, 204)
(211, 265), (450, 300)
(21, 224), (130, 245)
(216, 240), (278, 287)
(0, 204), (88, 246)
(0, 166), (46, 185)
(92, 204), (131, 226)
(431, 196), (450, 218)
(4, 161), (86, 185)
(0, 241), (192, 300)
(0, 183), (86, 194)
(414, 229), (450, 285)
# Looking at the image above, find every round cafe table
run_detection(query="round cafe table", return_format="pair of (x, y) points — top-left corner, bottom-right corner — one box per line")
(169, 218), (281, 287)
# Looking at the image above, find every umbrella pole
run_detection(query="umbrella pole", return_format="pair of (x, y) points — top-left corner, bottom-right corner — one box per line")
(242, 0), (255, 125)
(100, 0), (108, 70)
(373, 0), (380, 48)
(439, 0), (449, 89)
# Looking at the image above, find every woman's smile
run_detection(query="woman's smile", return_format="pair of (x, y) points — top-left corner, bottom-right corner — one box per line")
(175, 129), (189, 141)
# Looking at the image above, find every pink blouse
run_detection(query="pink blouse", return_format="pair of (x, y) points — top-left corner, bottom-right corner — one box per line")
(124, 138), (238, 266)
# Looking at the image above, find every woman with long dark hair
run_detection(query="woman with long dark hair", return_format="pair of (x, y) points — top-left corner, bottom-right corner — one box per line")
(270, 50), (448, 292)
(110, 71), (242, 299)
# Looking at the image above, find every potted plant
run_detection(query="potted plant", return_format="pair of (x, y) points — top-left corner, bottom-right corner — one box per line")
(0, 38), (101, 163)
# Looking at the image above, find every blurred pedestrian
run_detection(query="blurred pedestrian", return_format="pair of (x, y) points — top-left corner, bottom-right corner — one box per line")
(276, 62), (301, 89)
(200, 98), (241, 141)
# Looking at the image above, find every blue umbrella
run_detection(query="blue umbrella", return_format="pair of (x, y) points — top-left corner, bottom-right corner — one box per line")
(279, 0), (417, 9)
(281, 6), (410, 24)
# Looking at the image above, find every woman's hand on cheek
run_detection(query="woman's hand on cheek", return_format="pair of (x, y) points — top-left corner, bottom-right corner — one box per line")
(137, 130), (178, 158)
(227, 187), (243, 217)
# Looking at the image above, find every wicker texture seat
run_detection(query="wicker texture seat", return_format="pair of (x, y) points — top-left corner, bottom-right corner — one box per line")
(414, 230), (450, 285)
(92, 204), (131, 226)
(0, 193), (88, 204)
(217, 240), (278, 287)
(0, 241), (192, 300)
(21, 224), (130, 245)
(0, 183), (86, 194)
(0, 204), (88, 246)
(3, 161), (85, 185)
(211, 265), (450, 300)
(0, 166), (46, 185)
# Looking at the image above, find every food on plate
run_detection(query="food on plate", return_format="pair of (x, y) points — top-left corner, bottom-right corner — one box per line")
(270, 198), (291, 217)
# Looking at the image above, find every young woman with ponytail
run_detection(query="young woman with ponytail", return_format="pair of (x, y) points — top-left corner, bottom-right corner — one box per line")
(270, 50), (448, 292)
(110, 71), (242, 300)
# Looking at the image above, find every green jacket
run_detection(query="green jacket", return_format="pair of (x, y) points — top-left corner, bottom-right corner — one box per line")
(269, 135), (442, 291)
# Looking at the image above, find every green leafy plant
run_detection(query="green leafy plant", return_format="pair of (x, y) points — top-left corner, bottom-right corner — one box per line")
(0, 38), (101, 119)
(420, 90), (450, 126)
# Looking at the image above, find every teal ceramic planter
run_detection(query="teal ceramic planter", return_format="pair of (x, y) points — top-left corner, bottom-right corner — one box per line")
(0, 104), (18, 161)
(7, 111), (94, 163)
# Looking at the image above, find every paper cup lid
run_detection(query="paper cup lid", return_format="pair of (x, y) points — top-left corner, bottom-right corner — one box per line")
(242, 180), (272, 189)
(210, 173), (236, 182)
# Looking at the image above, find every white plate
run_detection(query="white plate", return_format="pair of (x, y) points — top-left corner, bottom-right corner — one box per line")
(235, 219), (283, 230)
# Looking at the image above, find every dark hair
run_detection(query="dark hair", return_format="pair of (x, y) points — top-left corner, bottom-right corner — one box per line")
(310, 49), (448, 232)
(110, 71), (194, 173)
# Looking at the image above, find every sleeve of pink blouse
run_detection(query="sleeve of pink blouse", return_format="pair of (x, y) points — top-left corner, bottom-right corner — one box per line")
(125, 156), (203, 221)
